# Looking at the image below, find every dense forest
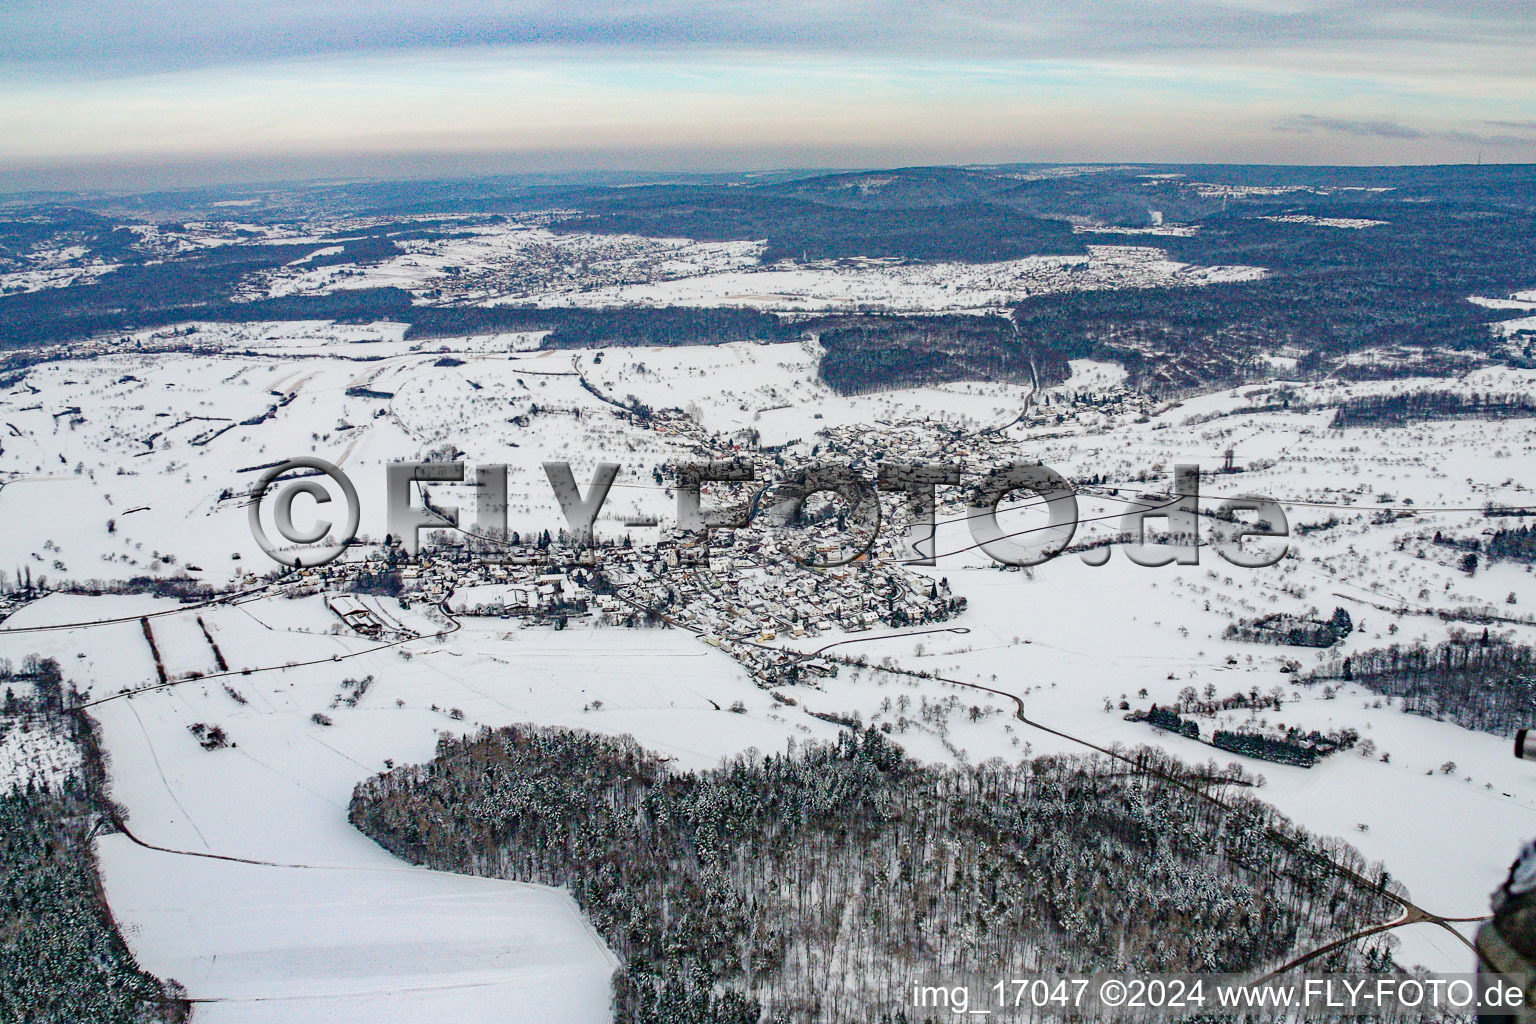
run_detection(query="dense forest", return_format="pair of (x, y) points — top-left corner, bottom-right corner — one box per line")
(1486, 525), (1536, 564)
(0, 671), (186, 1023)
(1007, 270), (1498, 395)
(351, 724), (1403, 1024)
(550, 194), (1088, 264)
(1315, 631), (1536, 737)
(403, 304), (800, 348)
(806, 314), (1070, 395)
(0, 782), (185, 1023)
(0, 281), (417, 351)
(1007, 192), (1536, 392)
(1329, 391), (1536, 428)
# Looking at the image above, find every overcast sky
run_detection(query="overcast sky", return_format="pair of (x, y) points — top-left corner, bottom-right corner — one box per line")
(1, 0), (1532, 188)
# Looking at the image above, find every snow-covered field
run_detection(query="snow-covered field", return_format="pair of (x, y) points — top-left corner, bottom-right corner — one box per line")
(1261, 215), (1389, 229)
(4, 315), (1536, 1016)
(1469, 290), (1536, 312)
(525, 244), (1266, 312)
(5, 594), (819, 1023)
(0, 259), (121, 296)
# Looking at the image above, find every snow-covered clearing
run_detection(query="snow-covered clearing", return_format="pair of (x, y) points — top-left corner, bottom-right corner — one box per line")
(0, 715), (80, 791)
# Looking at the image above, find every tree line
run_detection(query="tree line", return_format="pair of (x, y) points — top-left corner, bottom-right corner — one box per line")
(1, 667), (187, 1022)
(1330, 391), (1536, 428)
(1314, 630), (1536, 737)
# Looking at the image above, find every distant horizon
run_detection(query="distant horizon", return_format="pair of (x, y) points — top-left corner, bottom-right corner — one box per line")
(3, 2), (1533, 196)
(5, 155), (1536, 202)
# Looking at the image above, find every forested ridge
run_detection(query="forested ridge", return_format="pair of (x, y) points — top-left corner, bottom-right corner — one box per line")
(350, 724), (1403, 1023)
